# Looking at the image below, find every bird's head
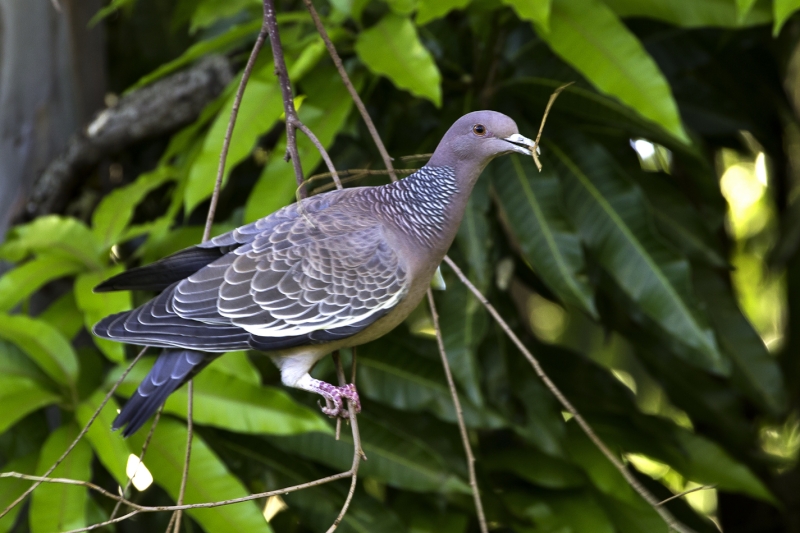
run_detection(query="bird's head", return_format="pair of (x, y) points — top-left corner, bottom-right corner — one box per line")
(428, 110), (536, 172)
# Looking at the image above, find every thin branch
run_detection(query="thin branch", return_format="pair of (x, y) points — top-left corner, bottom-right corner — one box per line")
(427, 290), (488, 533)
(0, 347), (149, 520)
(294, 121), (342, 190)
(203, 24), (268, 241)
(110, 405), (163, 520)
(264, 0), (305, 194)
(325, 351), (363, 533)
(171, 380), (194, 533)
(658, 485), (717, 506)
(303, 0), (398, 183)
(442, 256), (696, 533)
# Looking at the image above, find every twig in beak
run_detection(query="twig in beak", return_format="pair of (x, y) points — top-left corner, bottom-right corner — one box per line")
(532, 81), (574, 171)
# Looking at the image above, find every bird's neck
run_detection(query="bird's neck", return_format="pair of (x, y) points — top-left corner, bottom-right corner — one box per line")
(373, 164), (483, 251)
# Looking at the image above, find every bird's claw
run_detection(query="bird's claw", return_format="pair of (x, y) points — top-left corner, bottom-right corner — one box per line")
(318, 383), (361, 418)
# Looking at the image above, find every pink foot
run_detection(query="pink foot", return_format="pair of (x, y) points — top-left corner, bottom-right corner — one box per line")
(313, 381), (361, 418)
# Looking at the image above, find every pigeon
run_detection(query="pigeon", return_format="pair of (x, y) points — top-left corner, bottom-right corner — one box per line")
(93, 110), (536, 436)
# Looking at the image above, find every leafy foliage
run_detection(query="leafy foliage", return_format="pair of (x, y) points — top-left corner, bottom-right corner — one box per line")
(3, 0), (800, 532)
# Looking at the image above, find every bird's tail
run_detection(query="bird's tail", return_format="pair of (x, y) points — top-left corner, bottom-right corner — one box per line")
(113, 349), (209, 437)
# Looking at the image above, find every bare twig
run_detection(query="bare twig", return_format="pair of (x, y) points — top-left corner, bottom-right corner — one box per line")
(170, 380), (194, 533)
(442, 256), (696, 533)
(326, 352), (363, 533)
(427, 290), (488, 533)
(110, 406), (163, 520)
(0, 347), (149, 520)
(531, 81), (573, 171)
(264, 0), (305, 193)
(303, 0), (398, 183)
(294, 121), (342, 189)
(658, 484), (717, 506)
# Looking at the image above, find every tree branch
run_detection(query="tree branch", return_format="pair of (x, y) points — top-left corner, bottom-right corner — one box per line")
(427, 290), (489, 533)
(442, 255), (696, 533)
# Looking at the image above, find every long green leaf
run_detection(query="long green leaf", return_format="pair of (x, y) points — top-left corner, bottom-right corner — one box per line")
(502, 0), (551, 30)
(531, 0), (688, 142)
(774, 0), (800, 35)
(355, 13), (441, 106)
(0, 315), (79, 387)
(111, 358), (331, 435)
(75, 392), (131, 485)
(0, 376), (59, 434)
(269, 412), (471, 493)
(0, 216), (102, 269)
(603, 0), (772, 27)
(493, 154), (597, 316)
(74, 269), (132, 363)
(547, 137), (724, 373)
(30, 424), (92, 533)
(0, 255), (84, 313)
(0, 453), (39, 533)
(245, 67), (359, 222)
(127, 418), (273, 533)
(504, 488), (615, 533)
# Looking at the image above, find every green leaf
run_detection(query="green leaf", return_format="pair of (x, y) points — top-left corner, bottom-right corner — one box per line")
(547, 137), (724, 373)
(0, 339), (52, 387)
(111, 357), (331, 435)
(30, 424), (92, 533)
(532, 0), (688, 143)
(38, 292), (85, 342)
(435, 280), (487, 407)
(774, 0), (800, 35)
(502, 0), (551, 30)
(493, 154), (597, 317)
(693, 267), (786, 415)
(486, 447), (585, 489)
(0, 255), (84, 313)
(74, 269), (132, 363)
(75, 392), (131, 485)
(127, 418), (273, 533)
(455, 175), (491, 291)
(416, 0), (471, 25)
(245, 67), (358, 222)
(207, 351), (261, 385)
(0, 453), (39, 533)
(602, 0), (772, 27)
(355, 13), (442, 106)
(88, 0), (136, 26)
(0, 376), (59, 433)
(357, 333), (505, 428)
(189, 0), (260, 33)
(185, 63), (284, 215)
(0, 216), (102, 269)
(504, 488), (615, 533)
(92, 166), (174, 248)
(0, 315), (79, 387)
(269, 412), (471, 493)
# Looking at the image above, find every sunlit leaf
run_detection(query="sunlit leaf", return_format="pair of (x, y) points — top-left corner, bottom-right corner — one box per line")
(0, 315), (79, 387)
(0, 376), (59, 434)
(38, 292), (85, 342)
(547, 137), (724, 373)
(493, 154), (597, 317)
(207, 351), (261, 385)
(416, 0), (471, 25)
(30, 424), (92, 533)
(603, 0), (772, 27)
(0, 255), (84, 313)
(111, 357), (331, 435)
(75, 392), (131, 485)
(0, 216), (102, 269)
(189, 0), (260, 34)
(74, 268), (132, 363)
(127, 418), (273, 533)
(0, 452), (39, 533)
(502, 0), (551, 30)
(355, 13), (441, 106)
(774, 0), (800, 35)
(531, 0), (688, 142)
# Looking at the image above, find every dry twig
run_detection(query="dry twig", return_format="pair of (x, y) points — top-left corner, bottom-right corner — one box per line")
(531, 81), (573, 171)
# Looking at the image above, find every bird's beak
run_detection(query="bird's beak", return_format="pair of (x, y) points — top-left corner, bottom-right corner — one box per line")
(503, 133), (540, 157)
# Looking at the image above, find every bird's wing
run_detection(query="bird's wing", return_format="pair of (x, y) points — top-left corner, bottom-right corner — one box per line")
(171, 205), (409, 339)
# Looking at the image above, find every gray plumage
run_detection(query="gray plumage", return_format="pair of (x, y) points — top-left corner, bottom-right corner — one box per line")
(94, 111), (536, 435)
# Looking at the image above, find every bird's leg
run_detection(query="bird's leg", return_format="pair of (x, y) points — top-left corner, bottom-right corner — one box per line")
(293, 374), (360, 418)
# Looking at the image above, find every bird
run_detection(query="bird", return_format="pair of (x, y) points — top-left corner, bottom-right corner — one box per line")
(93, 110), (536, 436)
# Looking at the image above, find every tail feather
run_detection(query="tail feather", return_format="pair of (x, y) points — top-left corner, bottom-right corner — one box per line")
(113, 349), (210, 437)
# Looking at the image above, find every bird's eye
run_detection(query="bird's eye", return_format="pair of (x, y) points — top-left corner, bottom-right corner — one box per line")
(472, 124), (487, 136)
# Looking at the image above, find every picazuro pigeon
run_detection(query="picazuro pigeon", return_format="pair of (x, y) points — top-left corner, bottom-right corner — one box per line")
(93, 110), (536, 436)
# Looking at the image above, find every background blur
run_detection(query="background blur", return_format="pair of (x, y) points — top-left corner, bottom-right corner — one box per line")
(2, 0), (800, 531)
